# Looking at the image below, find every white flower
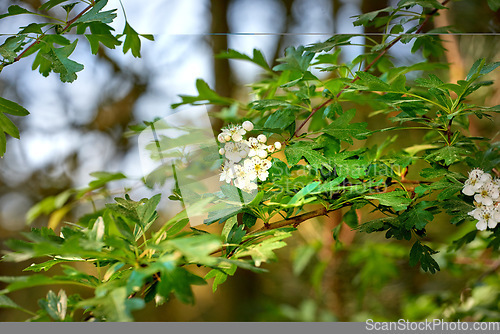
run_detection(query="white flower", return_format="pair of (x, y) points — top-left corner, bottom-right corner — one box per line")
(220, 162), (236, 183)
(257, 150), (268, 158)
(474, 206), (497, 231)
(257, 134), (267, 143)
(474, 181), (499, 206)
(462, 169), (492, 196)
(224, 141), (249, 163)
(242, 121), (254, 131)
(244, 157), (272, 181)
(232, 164), (257, 192)
(247, 137), (268, 159)
(494, 204), (500, 222)
(220, 124), (246, 142)
(274, 141), (282, 150)
(235, 177), (257, 192)
(468, 203), (484, 220)
(217, 133), (226, 143)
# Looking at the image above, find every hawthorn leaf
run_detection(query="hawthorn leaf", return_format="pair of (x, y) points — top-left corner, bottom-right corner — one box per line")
(320, 109), (368, 144)
(356, 71), (391, 91)
(288, 181), (320, 205)
(217, 49), (271, 71)
(42, 40), (84, 82)
(409, 241), (440, 274)
(0, 35), (27, 62)
(397, 0), (447, 9)
(365, 189), (411, 211)
(0, 113), (20, 139)
(205, 263), (237, 292)
(40, 0), (72, 10)
(305, 35), (353, 52)
(0, 5), (32, 20)
(285, 141), (331, 169)
(74, 0), (117, 24)
(38, 290), (67, 321)
(425, 146), (469, 166)
(172, 79), (235, 108)
(122, 22), (141, 57)
(399, 203), (434, 230)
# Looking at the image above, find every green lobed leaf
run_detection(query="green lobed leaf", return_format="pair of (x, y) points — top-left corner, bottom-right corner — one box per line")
(19, 23), (49, 34)
(251, 99), (292, 111)
(24, 259), (75, 272)
(356, 71), (391, 91)
(205, 263), (237, 293)
(234, 230), (292, 267)
(0, 5), (32, 20)
(263, 108), (296, 130)
(81, 21), (121, 54)
(74, 0), (117, 25)
(288, 181), (320, 205)
(397, 0), (447, 9)
(409, 241), (440, 274)
(273, 46), (315, 73)
(122, 22), (141, 58)
(425, 146), (469, 166)
(365, 189), (411, 211)
(40, 0), (72, 10)
(157, 267), (206, 304)
(172, 79), (235, 108)
(0, 113), (20, 139)
(136, 194), (161, 227)
(305, 35), (353, 52)
(41, 40), (84, 83)
(285, 141), (331, 169)
(77, 287), (144, 322)
(38, 290), (67, 321)
(217, 48), (271, 71)
(450, 230), (477, 251)
(0, 35), (28, 62)
(320, 109), (368, 144)
(399, 202), (435, 230)
(0, 97), (30, 116)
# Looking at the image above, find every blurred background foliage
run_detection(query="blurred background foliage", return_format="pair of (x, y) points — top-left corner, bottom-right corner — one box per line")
(0, 0), (499, 321)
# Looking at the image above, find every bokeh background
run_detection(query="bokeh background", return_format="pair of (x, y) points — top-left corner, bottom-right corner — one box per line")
(0, 0), (500, 321)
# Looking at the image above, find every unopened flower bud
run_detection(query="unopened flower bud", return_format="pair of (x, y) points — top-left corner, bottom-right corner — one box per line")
(274, 141), (282, 150)
(242, 121), (254, 131)
(258, 150), (268, 158)
(224, 135), (231, 142)
(257, 134), (267, 143)
(218, 133), (226, 143)
(219, 148), (225, 155)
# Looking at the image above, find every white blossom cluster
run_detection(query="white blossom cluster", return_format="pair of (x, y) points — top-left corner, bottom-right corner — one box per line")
(217, 121), (281, 192)
(462, 168), (500, 231)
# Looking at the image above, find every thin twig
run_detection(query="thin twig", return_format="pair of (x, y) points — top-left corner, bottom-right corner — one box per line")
(8, 4), (94, 66)
(292, 0), (450, 139)
(252, 207), (332, 233)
